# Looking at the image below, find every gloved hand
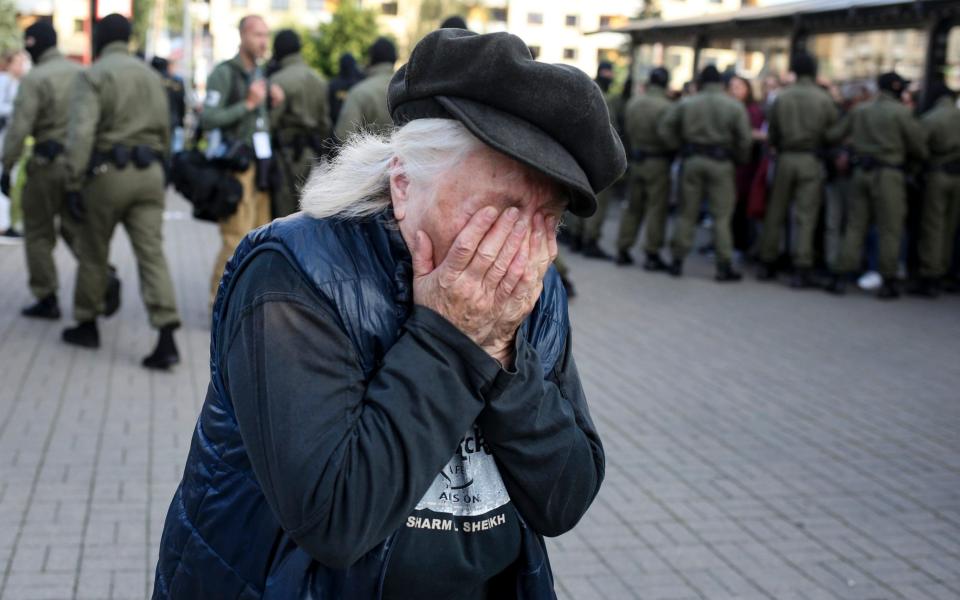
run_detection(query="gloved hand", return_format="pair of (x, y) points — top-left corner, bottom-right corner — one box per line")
(0, 171), (10, 197)
(66, 191), (86, 222)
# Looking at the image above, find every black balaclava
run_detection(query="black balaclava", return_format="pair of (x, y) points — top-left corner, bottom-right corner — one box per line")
(273, 29), (301, 62)
(440, 16), (468, 29)
(648, 67), (669, 89)
(369, 37), (397, 66)
(698, 65), (721, 87)
(93, 13), (131, 58)
(596, 60), (614, 93)
(150, 56), (169, 75)
(24, 21), (57, 64)
(791, 52), (817, 78)
(338, 52), (363, 84)
(878, 72), (905, 96)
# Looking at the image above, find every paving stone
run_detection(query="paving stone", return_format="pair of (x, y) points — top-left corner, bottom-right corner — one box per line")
(1, 195), (958, 599)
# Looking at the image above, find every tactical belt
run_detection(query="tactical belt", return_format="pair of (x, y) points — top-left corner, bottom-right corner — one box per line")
(851, 155), (903, 172)
(681, 143), (732, 161)
(33, 140), (65, 161)
(934, 160), (960, 175)
(90, 144), (163, 172)
(275, 131), (325, 161)
(630, 149), (672, 162)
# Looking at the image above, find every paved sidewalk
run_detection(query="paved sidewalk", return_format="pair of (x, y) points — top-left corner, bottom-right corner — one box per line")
(0, 196), (958, 600)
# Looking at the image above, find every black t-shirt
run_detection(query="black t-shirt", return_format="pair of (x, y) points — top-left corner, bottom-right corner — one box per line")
(382, 422), (521, 600)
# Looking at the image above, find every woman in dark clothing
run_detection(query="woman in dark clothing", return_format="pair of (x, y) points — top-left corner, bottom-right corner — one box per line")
(726, 74), (767, 254)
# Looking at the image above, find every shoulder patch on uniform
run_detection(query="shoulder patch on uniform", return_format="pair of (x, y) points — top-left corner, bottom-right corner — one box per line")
(205, 90), (222, 106)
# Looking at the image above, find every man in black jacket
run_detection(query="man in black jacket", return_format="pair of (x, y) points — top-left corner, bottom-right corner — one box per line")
(154, 29), (625, 599)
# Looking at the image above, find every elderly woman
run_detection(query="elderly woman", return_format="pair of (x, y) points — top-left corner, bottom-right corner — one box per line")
(154, 30), (624, 599)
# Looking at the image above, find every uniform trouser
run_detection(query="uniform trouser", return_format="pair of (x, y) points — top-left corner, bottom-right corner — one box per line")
(835, 168), (906, 279)
(758, 153), (824, 269)
(273, 147), (317, 218)
(616, 159), (671, 254)
(583, 186), (612, 244)
(671, 156), (736, 264)
(824, 177), (850, 270)
(918, 171), (960, 278)
(73, 163), (179, 329)
(21, 158), (80, 299)
(210, 166), (272, 302)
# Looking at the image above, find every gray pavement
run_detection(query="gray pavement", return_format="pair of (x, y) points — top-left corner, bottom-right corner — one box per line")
(0, 196), (958, 600)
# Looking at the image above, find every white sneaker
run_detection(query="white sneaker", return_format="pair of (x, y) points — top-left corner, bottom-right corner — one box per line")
(858, 271), (883, 291)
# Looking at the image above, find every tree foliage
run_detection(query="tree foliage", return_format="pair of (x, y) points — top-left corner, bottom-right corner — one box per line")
(0, 0), (20, 56)
(302, 2), (382, 78)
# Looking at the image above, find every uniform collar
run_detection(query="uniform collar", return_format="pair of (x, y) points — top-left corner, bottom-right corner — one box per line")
(37, 47), (62, 65)
(367, 62), (395, 78)
(795, 75), (816, 86)
(280, 53), (304, 69)
(647, 85), (667, 98)
(701, 82), (724, 94)
(935, 96), (957, 110)
(229, 53), (258, 76)
(878, 90), (901, 102)
(98, 41), (128, 58)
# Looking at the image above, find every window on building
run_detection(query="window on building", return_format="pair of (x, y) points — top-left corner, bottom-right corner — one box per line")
(381, 2), (399, 15)
(599, 15), (614, 28)
(488, 7), (508, 22)
(527, 12), (543, 25)
(565, 14), (579, 27)
(73, 19), (84, 33)
(528, 45), (540, 59)
(307, 0), (324, 10)
(563, 48), (578, 60)
(231, 0), (247, 7)
(271, 0), (289, 9)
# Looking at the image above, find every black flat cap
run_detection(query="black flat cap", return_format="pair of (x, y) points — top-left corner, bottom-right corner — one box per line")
(388, 29), (626, 217)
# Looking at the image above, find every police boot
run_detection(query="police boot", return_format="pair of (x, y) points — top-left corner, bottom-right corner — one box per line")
(668, 259), (683, 277)
(907, 278), (940, 298)
(581, 240), (611, 260)
(756, 263), (777, 281)
(104, 266), (122, 318)
(615, 250), (634, 266)
(62, 321), (100, 349)
(715, 262), (743, 283)
(22, 294), (61, 320)
(790, 268), (817, 290)
(643, 253), (667, 272)
(142, 324), (180, 370)
(877, 278), (900, 300)
(824, 274), (846, 296)
(942, 276), (960, 293)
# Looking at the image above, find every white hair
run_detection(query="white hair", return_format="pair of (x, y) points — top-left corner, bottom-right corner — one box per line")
(300, 119), (485, 220)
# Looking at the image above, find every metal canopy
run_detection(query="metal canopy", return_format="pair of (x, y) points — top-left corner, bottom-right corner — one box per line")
(596, 0), (960, 44)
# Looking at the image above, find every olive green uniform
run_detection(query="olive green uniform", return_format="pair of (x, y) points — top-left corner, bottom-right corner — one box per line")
(333, 63), (394, 139)
(658, 82), (752, 265)
(829, 92), (928, 278)
(918, 96), (960, 279)
(617, 85), (673, 255)
(1, 48), (82, 300)
(582, 92), (623, 245)
(760, 76), (839, 269)
(200, 54), (272, 300)
(64, 41), (179, 329)
(270, 53), (331, 217)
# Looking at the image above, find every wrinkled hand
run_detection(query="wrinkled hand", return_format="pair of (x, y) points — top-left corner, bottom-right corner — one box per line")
(0, 172), (10, 197)
(245, 79), (267, 110)
(412, 206), (531, 364)
(269, 83), (285, 107)
(65, 191), (86, 222)
(481, 213), (558, 364)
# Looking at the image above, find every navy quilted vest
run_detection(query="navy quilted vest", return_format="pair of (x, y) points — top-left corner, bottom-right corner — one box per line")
(153, 212), (567, 599)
